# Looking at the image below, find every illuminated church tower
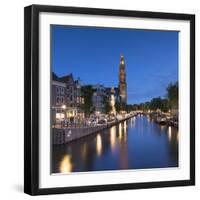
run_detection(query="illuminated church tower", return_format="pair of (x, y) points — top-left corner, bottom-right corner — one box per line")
(118, 55), (127, 110)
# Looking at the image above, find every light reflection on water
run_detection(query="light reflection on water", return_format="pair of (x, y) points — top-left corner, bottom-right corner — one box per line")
(96, 134), (102, 156)
(59, 155), (73, 173)
(168, 126), (172, 141)
(81, 143), (87, 159)
(110, 126), (117, 151)
(130, 116), (136, 128)
(119, 123), (122, 140)
(52, 115), (179, 173)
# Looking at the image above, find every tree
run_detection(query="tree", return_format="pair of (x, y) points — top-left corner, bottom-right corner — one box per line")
(149, 97), (163, 111)
(166, 82), (178, 109)
(132, 104), (139, 110)
(125, 104), (134, 112)
(115, 101), (121, 113)
(81, 85), (95, 116)
(103, 95), (112, 114)
(130, 81), (177, 113)
(161, 98), (169, 112)
(144, 101), (150, 111)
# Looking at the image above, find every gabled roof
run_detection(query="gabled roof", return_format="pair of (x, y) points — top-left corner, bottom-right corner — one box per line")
(52, 72), (59, 81)
(52, 72), (74, 84)
(59, 73), (74, 83)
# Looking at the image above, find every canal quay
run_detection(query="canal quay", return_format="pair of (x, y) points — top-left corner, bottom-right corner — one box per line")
(52, 113), (135, 144)
(52, 113), (179, 173)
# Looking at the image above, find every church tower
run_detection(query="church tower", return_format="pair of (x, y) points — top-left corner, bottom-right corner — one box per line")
(118, 55), (127, 110)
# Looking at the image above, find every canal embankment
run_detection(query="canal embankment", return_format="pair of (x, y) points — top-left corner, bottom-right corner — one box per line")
(53, 115), (134, 144)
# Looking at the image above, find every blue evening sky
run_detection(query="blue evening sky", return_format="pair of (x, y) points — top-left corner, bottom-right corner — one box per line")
(51, 25), (178, 104)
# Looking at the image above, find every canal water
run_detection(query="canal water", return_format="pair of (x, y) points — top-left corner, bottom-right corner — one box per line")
(52, 115), (178, 174)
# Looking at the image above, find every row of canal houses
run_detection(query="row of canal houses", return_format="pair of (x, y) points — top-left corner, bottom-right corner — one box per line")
(51, 72), (119, 124)
(51, 72), (84, 123)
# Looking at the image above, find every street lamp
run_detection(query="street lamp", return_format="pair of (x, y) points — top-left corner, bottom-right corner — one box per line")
(62, 105), (66, 109)
(61, 105), (66, 127)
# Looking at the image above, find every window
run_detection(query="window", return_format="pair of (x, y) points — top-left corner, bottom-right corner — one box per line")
(61, 87), (65, 94)
(56, 87), (60, 94)
(56, 97), (59, 104)
(61, 96), (64, 103)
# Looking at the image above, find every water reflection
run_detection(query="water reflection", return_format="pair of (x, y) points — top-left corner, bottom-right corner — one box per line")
(59, 155), (73, 173)
(119, 121), (128, 168)
(96, 134), (102, 156)
(147, 115), (151, 122)
(130, 116), (136, 128)
(119, 123), (122, 140)
(160, 125), (166, 132)
(81, 143), (87, 160)
(110, 126), (117, 151)
(124, 121), (127, 130)
(52, 115), (179, 173)
(168, 126), (172, 141)
(118, 121), (128, 142)
(123, 121), (127, 141)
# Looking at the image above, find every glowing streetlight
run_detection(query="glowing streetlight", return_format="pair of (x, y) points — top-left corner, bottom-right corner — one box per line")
(62, 105), (66, 109)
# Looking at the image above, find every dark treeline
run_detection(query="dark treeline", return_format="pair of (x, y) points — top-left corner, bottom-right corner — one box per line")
(81, 82), (178, 115)
(126, 81), (178, 112)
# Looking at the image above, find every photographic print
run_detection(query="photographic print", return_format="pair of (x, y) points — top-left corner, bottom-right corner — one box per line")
(51, 26), (179, 173)
(24, 5), (195, 195)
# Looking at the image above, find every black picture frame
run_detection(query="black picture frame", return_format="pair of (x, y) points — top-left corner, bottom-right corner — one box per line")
(24, 4), (195, 195)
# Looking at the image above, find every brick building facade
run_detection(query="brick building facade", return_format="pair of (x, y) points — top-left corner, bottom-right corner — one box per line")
(51, 72), (84, 123)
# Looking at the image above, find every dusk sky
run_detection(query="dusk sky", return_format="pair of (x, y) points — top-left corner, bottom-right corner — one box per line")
(51, 25), (178, 104)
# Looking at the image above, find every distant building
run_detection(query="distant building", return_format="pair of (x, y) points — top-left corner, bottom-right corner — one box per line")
(118, 55), (127, 110)
(51, 72), (84, 123)
(92, 84), (120, 115)
(92, 84), (106, 115)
